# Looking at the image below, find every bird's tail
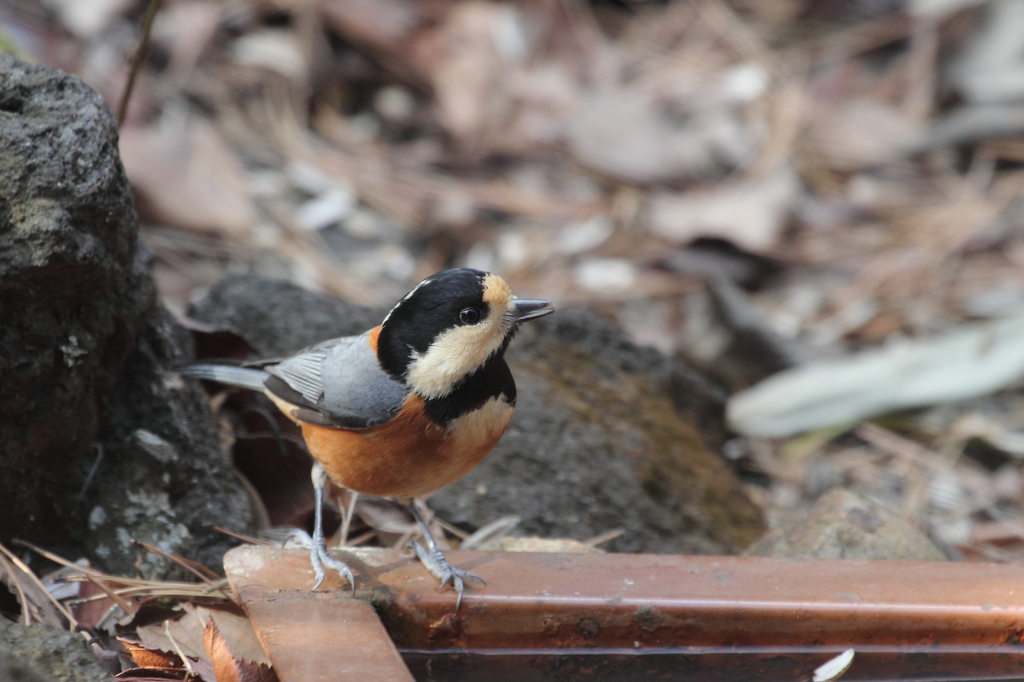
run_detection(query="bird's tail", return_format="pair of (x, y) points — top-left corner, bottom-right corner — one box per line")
(179, 364), (269, 392)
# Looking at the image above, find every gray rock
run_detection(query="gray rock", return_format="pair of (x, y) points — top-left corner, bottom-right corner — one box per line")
(439, 311), (762, 554)
(746, 489), (945, 561)
(0, 651), (48, 682)
(189, 274), (384, 354)
(0, 618), (109, 682)
(189, 275), (765, 554)
(0, 55), (252, 574)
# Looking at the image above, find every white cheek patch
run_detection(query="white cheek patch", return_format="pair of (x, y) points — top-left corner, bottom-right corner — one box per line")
(404, 273), (517, 399)
(405, 310), (508, 398)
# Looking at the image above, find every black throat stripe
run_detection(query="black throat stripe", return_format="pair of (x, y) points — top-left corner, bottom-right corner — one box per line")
(423, 354), (517, 427)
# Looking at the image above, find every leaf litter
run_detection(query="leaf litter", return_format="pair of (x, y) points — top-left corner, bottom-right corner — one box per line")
(1, 538), (275, 682)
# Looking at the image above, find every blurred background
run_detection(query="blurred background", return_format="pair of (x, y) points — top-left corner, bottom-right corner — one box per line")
(5, 0), (1024, 562)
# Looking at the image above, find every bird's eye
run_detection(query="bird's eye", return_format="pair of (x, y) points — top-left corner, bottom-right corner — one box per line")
(459, 307), (482, 325)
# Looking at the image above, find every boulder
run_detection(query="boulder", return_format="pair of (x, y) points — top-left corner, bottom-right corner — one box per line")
(746, 489), (945, 561)
(0, 55), (252, 575)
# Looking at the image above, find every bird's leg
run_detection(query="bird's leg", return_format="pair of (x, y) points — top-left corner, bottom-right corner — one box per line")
(338, 489), (359, 547)
(307, 462), (355, 592)
(406, 500), (484, 608)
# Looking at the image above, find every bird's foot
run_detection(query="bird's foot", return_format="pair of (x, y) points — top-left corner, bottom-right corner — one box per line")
(285, 529), (355, 593)
(407, 540), (484, 608)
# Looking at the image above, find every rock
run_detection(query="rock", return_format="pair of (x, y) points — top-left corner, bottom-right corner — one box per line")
(88, 309), (254, 574)
(0, 55), (252, 575)
(746, 489), (945, 561)
(188, 274), (765, 555)
(0, 652), (48, 682)
(189, 274), (383, 354)
(0, 618), (109, 682)
(438, 310), (763, 554)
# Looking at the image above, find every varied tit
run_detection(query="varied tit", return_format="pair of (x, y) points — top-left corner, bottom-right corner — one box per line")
(181, 268), (554, 605)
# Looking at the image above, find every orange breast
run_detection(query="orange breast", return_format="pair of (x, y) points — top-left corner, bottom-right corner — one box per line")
(299, 394), (514, 498)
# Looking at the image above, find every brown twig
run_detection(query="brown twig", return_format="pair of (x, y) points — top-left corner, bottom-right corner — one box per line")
(117, 0), (163, 126)
(0, 542), (78, 628)
(584, 527), (626, 548)
(132, 540), (221, 584)
(0, 551), (31, 625)
(207, 525), (274, 547)
(83, 573), (135, 618)
(16, 539), (234, 604)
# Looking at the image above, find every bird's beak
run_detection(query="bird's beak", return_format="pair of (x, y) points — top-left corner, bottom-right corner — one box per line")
(510, 299), (555, 323)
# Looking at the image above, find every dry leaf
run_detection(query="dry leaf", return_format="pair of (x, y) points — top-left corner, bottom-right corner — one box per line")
(119, 118), (257, 236)
(72, 578), (118, 631)
(115, 666), (193, 680)
(806, 100), (918, 171)
(567, 85), (753, 183)
(233, 30), (309, 82)
(136, 603), (271, 669)
(421, 3), (525, 143)
(193, 604), (271, 667)
(46, 0), (133, 38)
(118, 638), (184, 670)
(486, 537), (604, 554)
(728, 312), (1024, 437)
(204, 619), (278, 682)
(353, 496), (416, 535)
(0, 547), (66, 628)
(319, 0), (423, 54)
(649, 168), (800, 252)
(415, 2), (582, 152)
(813, 649), (855, 682)
(152, 2), (222, 80)
(136, 615), (206, 663)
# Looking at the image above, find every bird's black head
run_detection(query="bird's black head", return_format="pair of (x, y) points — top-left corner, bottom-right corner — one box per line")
(377, 268), (553, 398)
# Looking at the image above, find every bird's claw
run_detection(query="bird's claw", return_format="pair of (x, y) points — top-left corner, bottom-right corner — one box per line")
(288, 528), (355, 593)
(407, 540), (484, 608)
(311, 543), (355, 593)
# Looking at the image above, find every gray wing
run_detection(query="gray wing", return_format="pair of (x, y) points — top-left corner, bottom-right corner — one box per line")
(264, 331), (408, 429)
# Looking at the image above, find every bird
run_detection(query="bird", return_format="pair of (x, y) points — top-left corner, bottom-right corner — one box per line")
(180, 268), (554, 605)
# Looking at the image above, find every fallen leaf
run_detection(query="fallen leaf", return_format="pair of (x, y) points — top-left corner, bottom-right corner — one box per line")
(567, 84), (753, 183)
(489, 537), (604, 554)
(118, 638), (183, 670)
(649, 168), (800, 253)
(805, 100), (918, 171)
(204, 619), (278, 682)
(233, 30), (308, 82)
(574, 258), (637, 294)
(72, 578), (118, 631)
(115, 666), (193, 680)
(422, 2), (525, 142)
(136, 617), (205, 664)
(728, 312), (1024, 437)
(0, 546), (66, 628)
(120, 118), (257, 236)
(813, 649), (855, 682)
(354, 496), (416, 536)
(136, 603), (271, 669)
(318, 0), (423, 54)
(415, 1), (582, 152)
(194, 604), (272, 667)
(47, 0), (133, 38)
(152, 1), (222, 80)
